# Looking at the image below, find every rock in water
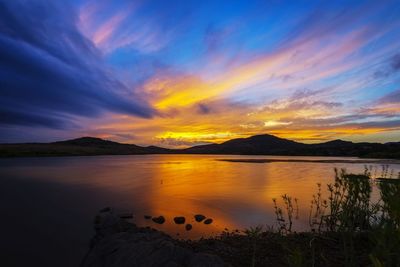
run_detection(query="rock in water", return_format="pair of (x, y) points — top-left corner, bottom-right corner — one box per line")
(174, 216), (186, 224)
(152, 216), (165, 224)
(194, 214), (206, 222)
(204, 218), (213, 225)
(82, 210), (225, 267)
(185, 224), (193, 231)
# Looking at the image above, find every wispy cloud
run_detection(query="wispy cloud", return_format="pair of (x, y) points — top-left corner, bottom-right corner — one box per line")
(78, 1), (179, 54)
(0, 0), (154, 132)
(92, 11), (129, 47)
(2, 0), (400, 144)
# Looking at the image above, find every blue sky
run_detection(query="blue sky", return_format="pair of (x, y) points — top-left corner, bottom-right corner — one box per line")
(0, 0), (399, 146)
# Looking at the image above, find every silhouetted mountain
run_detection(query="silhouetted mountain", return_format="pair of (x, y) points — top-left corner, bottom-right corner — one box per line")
(183, 134), (400, 158)
(183, 134), (306, 154)
(316, 139), (353, 147)
(53, 137), (120, 146)
(0, 134), (399, 158)
(0, 137), (171, 157)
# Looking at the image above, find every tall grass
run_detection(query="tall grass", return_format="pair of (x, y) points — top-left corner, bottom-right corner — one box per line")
(273, 194), (298, 234)
(273, 167), (400, 266)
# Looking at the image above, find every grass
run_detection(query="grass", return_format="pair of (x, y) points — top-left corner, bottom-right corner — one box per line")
(182, 167), (400, 266)
(271, 167), (400, 266)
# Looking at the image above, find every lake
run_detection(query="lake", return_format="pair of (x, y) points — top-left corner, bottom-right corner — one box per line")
(1, 155), (399, 266)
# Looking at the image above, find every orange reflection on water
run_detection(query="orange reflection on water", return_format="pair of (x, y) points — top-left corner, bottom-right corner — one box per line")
(1, 155), (398, 239)
(129, 155), (381, 237)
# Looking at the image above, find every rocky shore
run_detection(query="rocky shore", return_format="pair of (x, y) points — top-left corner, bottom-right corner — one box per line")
(81, 209), (226, 267)
(81, 208), (377, 267)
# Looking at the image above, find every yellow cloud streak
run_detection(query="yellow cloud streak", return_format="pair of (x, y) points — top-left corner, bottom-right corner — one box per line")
(143, 29), (365, 111)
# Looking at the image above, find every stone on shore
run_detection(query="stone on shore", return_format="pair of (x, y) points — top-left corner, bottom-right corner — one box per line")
(152, 216), (166, 224)
(174, 216), (186, 224)
(204, 218), (213, 225)
(194, 214), (206, 222)
(82, 210), (226, 267)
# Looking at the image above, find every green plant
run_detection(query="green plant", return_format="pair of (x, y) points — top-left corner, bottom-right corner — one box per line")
(273, 167), (400, 266)
(310, 169), (376, 233)
(309, 183), (328, 233)
(312, 169), (375, 266)
(286, 246), (304, 267)
(370, 176), (400, 265)
(244, 225), (263, 267)
(273, 194), (298, 234)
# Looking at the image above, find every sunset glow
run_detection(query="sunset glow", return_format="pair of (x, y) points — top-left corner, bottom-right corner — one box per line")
(1, 0), (399, 146)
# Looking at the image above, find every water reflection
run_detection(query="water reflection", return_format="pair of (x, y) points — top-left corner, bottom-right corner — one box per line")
(1, 155), (400, 265)
(1, 155), (399, 240)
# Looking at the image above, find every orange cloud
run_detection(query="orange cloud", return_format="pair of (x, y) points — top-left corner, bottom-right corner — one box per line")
(74, 16), (400, 147)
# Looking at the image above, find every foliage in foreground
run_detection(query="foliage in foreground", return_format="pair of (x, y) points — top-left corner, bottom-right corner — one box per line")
(186, 167), (399, 267)
(271, 167), (400, 267)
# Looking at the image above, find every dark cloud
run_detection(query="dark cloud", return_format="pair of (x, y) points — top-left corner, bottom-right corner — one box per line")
(373, 54), (400, 78)
(373, 70), (390, 79)
(0, 108), (71, 129)
(279, 116), (400, 132)
(263, 90), (342, 113)
(197, 103), (212, 114)
(391, 54), (400, 71)
(348, 119), (400, 129)
(294, 113), (388, 127)
(378, 89), (400, 104)
(0, 0), (154, 129)
(289, 88), (334, 100)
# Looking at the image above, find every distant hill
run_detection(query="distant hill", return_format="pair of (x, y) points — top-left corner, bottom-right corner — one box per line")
(0, 134), (399, 158)
(182, 134), (306, 154)
(184, 134), (400, 158)
(53, 137), (122, 146)
(0, 137), (171, 157)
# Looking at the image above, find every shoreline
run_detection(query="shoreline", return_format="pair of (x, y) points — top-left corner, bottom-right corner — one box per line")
(83, 171), (400, 266)
(1, 153), (399, 162)
(82, 209), (374, 267)
(217, 158), (400, 164)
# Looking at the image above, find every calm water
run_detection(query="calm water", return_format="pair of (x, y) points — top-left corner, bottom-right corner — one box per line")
(1, 155), (399, 266)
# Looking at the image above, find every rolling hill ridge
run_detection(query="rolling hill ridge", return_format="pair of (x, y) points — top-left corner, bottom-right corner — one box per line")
(0, 134), (399, 158)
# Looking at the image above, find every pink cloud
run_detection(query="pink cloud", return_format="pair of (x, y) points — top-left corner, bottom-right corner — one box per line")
(92, 11), (129, 47)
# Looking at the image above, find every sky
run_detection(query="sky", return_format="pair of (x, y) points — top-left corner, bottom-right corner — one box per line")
(0, 0), (400, 147)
